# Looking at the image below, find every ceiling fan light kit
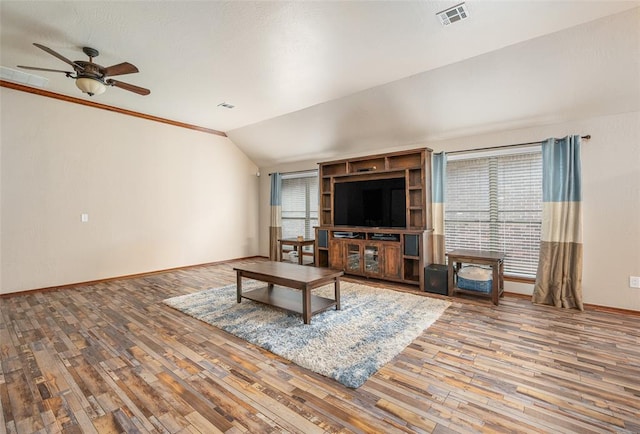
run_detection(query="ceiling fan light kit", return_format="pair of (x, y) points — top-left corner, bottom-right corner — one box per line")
(17, 43), (150, 97)
(75, 77), (106, 96)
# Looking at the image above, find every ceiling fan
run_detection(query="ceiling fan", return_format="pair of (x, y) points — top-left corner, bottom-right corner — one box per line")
(17, 43), (150, 96)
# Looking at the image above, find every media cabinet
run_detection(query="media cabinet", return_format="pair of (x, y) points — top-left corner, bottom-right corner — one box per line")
(315, 148), (433, 291)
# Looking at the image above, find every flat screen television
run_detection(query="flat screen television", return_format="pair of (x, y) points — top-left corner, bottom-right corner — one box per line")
(333, 177), (406, 228)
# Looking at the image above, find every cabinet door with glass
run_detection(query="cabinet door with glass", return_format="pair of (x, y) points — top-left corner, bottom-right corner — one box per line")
(345, 243), (362, 273)
(363, 244), (381, 276)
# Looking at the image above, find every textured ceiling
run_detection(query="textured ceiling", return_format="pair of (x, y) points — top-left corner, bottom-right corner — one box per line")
(1, 1), (639, 166)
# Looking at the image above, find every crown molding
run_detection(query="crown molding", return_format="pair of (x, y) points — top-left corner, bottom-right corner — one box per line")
(0, 80), (227, 137)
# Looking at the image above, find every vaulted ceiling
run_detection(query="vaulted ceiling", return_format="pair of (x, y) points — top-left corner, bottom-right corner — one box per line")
(1, 1), (639, 166)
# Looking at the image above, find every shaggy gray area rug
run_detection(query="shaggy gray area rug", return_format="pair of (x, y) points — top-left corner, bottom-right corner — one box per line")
(163, 281), (450, 388)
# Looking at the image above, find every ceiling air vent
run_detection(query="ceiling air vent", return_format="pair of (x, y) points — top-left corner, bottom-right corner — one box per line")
(436, 3), (469, 26)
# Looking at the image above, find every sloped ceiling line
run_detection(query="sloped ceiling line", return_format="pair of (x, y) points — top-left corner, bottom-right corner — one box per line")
(0, 80), (227, 137)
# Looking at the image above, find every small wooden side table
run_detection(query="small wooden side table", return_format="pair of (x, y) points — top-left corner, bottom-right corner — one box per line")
(446, 249), (505, 305)
(278, 238), (315, 265)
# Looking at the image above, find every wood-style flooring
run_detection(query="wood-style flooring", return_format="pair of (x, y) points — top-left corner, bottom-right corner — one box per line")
(1, 258), (639, 433)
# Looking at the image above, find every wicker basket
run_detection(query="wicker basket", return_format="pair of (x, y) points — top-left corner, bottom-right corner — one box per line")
(457, 266), (492, 294)
(457, 276), (492, 293)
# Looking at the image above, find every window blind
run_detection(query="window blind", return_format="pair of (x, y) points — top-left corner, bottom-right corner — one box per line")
(445, 151), (542, 278)
(281, 171), (319, 241)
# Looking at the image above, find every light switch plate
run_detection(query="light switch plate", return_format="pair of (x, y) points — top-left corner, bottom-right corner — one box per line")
(630, 276), (640, 288)
(81, 213), (89, 223)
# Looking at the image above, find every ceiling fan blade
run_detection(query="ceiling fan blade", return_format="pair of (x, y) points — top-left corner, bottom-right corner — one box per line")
(33, 43), (84, 71)
(17, 65), (74, 74)
(102, 62), (139, 77)
(107, 79), (150, 96)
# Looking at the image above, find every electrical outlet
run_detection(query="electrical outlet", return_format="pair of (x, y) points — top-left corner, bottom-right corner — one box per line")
(630, 276), (640, 289)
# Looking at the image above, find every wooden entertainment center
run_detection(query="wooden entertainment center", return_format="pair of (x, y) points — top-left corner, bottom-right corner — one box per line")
(315, 148), (433, 291)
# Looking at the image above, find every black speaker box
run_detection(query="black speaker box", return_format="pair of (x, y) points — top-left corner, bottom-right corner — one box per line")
(425, 264), (448, 295)
(317, 230), (328, 248)
(404, 234), (419, 256)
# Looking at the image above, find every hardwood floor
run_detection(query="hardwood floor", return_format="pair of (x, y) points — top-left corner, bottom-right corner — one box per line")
(1, 258), (639, 433)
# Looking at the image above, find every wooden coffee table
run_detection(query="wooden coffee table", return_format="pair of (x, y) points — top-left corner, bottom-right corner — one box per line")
(234, 261), (343, 324)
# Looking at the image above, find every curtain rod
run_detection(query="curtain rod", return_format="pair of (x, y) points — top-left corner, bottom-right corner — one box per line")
(268, 168), (318, 176)
(446, 135), (591, 155)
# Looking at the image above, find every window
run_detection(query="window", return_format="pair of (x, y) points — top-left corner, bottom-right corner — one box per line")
(445, 149), (542, 278)
(281, 171), (319, 240)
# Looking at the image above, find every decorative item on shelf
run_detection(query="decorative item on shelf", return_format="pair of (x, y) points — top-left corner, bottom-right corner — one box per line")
(297, 235), (304, 241)
(288, 250), (298, 262)
(356, 166), (377, 172)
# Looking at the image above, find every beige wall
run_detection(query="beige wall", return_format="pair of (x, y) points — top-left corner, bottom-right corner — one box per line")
(4, 85), (638, 310)
(258, 111), (640, 311)
(1, 88), (260, 294)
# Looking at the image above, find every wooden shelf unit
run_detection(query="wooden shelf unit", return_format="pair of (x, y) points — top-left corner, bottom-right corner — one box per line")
(315, 148), (433, 290)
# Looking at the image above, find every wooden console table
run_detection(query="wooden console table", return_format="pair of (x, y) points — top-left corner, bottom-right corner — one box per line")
(279, 238), (315, 265)
(447, 249), (505, 305)
(234, 261), (342, 324)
